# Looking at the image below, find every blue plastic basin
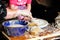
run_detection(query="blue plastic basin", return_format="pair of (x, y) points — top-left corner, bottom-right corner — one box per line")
(2, 20), (28, 36)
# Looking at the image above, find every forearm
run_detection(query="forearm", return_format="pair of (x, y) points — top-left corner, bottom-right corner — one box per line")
(26, 4), (31, 12)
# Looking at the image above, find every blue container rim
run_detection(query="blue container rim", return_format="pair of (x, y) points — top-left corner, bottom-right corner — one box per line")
(2, 20), (28, 27)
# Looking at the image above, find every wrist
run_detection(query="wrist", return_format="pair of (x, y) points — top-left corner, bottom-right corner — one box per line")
(25, 9), (30, 12)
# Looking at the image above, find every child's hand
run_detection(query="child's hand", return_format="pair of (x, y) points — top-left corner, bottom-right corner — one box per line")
(18, 15), (31, 21)
(24, 16), (31, 21)
(18, 10), (32, 18)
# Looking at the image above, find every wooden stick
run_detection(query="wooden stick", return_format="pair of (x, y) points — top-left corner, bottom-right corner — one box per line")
(2, 31), (11, 40)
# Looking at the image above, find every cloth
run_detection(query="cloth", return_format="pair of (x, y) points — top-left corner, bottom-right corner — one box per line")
(16, 10), (32, 17)
(9, 0), (32, 5)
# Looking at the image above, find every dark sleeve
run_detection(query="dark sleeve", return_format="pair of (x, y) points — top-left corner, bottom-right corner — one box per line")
(0, 1), (7, 19)
(0, 1), (7, 31)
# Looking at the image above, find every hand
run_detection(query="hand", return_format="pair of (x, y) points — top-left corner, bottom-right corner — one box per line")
(18, 15), (31, 21)
(24, 16), (31, 21)
(19, 10), (32, 18)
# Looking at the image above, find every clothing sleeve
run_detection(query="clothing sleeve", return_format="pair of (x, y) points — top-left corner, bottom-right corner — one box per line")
(0, 1), (7, 18)
(9, 0), (17, 5)
(27, 0), (32, 4)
